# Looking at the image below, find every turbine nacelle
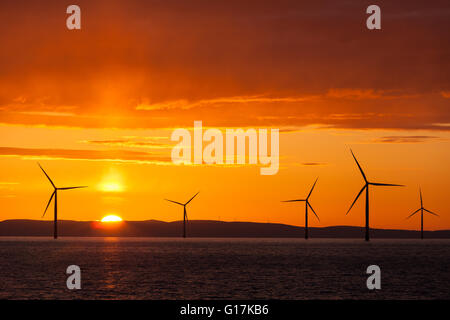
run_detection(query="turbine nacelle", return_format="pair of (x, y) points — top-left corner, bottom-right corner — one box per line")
(38, 163), (87, 218)
(406, 188), (439, 220)
(165, 192), (199, 238)
(165, 191), (199, 208)
(347, 150), (404, 216)
(282, 178), (320, 222)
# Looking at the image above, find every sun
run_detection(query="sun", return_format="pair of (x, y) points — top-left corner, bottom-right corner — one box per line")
(100, 182), (123, 192)
(98, 168), (125, 193)
(101, 215), (123, 223)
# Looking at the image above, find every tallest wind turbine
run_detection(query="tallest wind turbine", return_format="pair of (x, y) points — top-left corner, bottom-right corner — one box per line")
(346, 150), (403, 241)
(38, 163), (87, 239)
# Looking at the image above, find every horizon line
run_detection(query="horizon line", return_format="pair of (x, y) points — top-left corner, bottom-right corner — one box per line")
(1, 219), (449, 232)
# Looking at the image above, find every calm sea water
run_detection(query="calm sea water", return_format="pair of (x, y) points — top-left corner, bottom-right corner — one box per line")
(0, 238), (449, 299)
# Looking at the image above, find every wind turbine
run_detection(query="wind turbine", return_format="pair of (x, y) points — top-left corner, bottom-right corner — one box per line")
(38, 163), (87, 239)
(346, 149), (403, 241)
(165, 192), (199, 238)
(406, 188), (439, 239)
(282, 178), (320, 239)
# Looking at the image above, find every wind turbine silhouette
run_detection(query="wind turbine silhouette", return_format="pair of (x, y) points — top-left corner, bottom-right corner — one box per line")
(282, 178), (320, 239)
(38, 163), (87, 239)
(406, 188), (439, 239)
(346, 149), (403, 241)
(165, 192), (199, 238)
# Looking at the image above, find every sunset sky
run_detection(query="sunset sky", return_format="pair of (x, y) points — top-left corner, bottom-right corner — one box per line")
(0, 0), (449, 230)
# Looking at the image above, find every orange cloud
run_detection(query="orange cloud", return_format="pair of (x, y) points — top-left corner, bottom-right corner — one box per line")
(136, 95), (319, 111)
(371, 136), (441, 144)
(0, 147), (171, 164)
(83, 139), (173, 149)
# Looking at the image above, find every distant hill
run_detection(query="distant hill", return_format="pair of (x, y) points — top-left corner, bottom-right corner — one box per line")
(0, 219), (449, 238)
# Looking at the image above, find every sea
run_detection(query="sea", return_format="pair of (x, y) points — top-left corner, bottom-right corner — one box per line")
(0, 238), (449, 299)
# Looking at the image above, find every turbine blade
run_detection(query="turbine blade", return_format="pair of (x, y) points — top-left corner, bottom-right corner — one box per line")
(42, 191), (55, 218)
(307, 178), (318, 200)
(58, 186), (88, 190)
(350, 149), (367, 182)
(308, 202), (320, 221)
(38, 163), (56, 188)
(424, 208), (439, 217)
(370, 182), (404, 187)
(185, 191), (199, 205)
(406, 208), (420, 219)
(346, 185), (366, 215)
(419, 188), (423, 208)
(281, 199), (306, 202)
(165, 199), (184, 206)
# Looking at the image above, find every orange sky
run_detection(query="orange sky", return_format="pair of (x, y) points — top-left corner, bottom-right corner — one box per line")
(0, 0), (449, 230)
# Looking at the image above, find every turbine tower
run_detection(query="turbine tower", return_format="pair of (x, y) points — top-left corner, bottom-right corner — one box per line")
(407, 188), (439, 239)
(165, 192), (199, 238)
(38, 163), (87, 239)
(282, 178), (320, 239)
(347, 149), (403, 241)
